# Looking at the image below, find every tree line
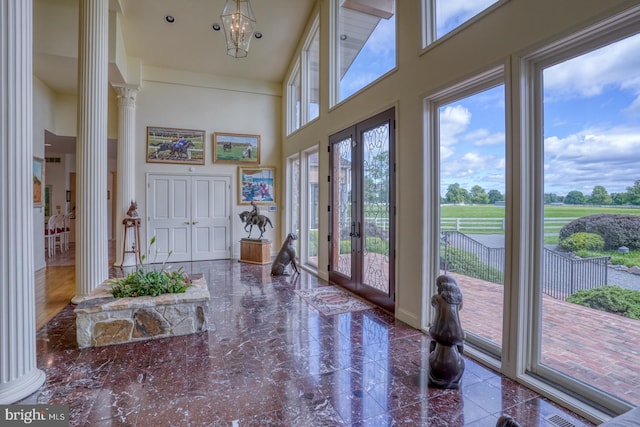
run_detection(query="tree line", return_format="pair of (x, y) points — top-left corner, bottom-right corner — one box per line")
(443, 180), (640, 205)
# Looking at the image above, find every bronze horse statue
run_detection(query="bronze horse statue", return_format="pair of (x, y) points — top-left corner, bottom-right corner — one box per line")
(239, 208), (273, 240)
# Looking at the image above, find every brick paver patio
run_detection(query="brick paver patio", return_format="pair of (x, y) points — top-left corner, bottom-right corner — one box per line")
(453, 273), (640, 406)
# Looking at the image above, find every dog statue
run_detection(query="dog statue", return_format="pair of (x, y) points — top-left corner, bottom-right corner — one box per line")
(271, 233), (299, 276)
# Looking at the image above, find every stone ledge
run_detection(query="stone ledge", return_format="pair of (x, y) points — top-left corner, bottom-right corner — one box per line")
(75, 275), (210, 348)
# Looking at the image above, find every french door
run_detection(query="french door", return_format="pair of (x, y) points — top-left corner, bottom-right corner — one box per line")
(147, 174), (231, 262)
(329, 108), (395, 312)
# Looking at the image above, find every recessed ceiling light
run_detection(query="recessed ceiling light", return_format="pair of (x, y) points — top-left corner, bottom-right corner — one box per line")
(254, 32), (262, 39)
(212, 23), (221, 31)
(165, 15), (175, 23)
(340, 34), (347, 41)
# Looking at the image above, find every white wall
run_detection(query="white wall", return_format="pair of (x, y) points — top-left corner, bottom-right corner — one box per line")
(135, 66), (283, 256)
(281, 0), (637, 328)
(33, 78), (56, 270)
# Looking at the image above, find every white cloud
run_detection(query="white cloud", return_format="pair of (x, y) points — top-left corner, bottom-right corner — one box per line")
(544, 33), (640, 109)
(436, 0), (498, 31)
(439, 104), (471, 150)
(544, 125), (640, 194)
(463, 128), (505, 146)
(366, 16), (395, 56)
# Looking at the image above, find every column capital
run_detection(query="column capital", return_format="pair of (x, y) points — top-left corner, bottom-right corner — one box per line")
(112, 84), (140, 106)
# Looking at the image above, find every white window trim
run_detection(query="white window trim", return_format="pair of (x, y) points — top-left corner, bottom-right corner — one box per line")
(301, 145), (319, 270)
(514, 5), (640, 420)
(301, 14), (320, 126)
(286, 60), (301, 135)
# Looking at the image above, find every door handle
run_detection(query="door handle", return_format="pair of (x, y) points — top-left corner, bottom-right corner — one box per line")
(192, 221), (199, 225)
(349, 221), (356, 237)
(184, 221), (191, 225)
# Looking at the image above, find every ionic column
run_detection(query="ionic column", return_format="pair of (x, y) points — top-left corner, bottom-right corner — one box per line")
(0, 0), (46, 403)
(73, 0), (109, 303)
(112, 84), (139, 267)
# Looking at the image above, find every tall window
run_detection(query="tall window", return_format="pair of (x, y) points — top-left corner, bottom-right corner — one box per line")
(287, 154), (301, 256)
(333, 0), (396, 104)
(428, 69), (506, 357)
(303, 148), (319, 268)
(423, 0), (500, 46)
(286, 14), (320, 135)
(528, 29), (640, 409)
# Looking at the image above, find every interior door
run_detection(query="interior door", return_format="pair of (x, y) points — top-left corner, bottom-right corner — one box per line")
(329, 108), (396, 312)
(147, 174), (231, 262)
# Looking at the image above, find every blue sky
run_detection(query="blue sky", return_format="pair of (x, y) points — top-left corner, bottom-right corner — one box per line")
(440, 32), (640, 197)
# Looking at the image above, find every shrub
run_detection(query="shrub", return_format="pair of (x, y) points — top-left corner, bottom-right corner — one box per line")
(559, 232), (605, 252)
(440, 245), (503, 284)
(567, 286), (640, 320)
(308, 229), (318, 257)
(340, 240), (351, 254)
(365, 237), (389, 256)
(559, 214), (640, 250)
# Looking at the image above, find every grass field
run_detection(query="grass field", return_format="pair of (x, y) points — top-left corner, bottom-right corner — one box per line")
(440, 204), (640, 218)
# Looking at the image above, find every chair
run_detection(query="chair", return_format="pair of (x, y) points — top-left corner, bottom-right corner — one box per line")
(45, 215), (60, 257)
(62, 214), (71, 251)
(54, 214), (66, 253)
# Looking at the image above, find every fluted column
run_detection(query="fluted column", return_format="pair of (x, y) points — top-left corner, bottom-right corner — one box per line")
(0, 0), (46, 403)
(112, 84), (139, 267)
(73, 0), (109, 303)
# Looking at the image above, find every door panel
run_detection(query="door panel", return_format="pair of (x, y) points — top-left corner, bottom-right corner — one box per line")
(147, 174), (231, 262)
(329, 108), (395, 312)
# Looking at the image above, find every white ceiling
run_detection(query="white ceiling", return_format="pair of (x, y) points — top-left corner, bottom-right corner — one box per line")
(34, 0), (316, 154)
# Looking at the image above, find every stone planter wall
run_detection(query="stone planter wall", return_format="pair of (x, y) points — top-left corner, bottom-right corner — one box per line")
(75, 275), (210, 348)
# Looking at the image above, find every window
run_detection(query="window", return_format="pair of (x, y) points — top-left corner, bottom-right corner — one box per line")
(522, 8), (640, 411)
(287, 153), (301, 256)
(333, 0), (396, 104)
(286, 14), (320, 135)
(426, 68), (506, 358)
(423, 0), (500, 46)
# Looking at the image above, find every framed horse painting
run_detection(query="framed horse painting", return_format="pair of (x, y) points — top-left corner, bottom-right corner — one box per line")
(146, 126), (206, 165)
(213, 132), (260, 164)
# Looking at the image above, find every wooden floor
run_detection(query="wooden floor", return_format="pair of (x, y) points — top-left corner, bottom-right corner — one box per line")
(35, 241), (115, 330)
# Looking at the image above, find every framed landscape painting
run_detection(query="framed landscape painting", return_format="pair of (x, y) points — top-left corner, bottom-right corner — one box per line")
(33, 157), (44, 207)
(214, 132), (260, 164)
(146, 126), (205, 165)
(238, 166), (275, 205)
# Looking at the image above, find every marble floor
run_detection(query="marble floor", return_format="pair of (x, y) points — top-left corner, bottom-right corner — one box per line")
(20, 259), (595, 426)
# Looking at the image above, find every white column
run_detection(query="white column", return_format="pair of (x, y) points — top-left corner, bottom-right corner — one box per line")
(0, 0), (46, 403)
(73, 0), (109, 303)
(112, 84), (139, 267)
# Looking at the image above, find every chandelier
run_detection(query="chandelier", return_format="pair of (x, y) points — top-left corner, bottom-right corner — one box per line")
(220, 0), (257, 58)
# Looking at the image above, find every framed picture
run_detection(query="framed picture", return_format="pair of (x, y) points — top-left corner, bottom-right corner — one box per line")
(146, 126), (205, 165)
(213, 132), (260, 164)
(33, 157), (44, 207)
(238, 166), (275, 204)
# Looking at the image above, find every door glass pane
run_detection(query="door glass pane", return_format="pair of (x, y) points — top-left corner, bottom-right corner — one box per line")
(439, 85), (505, 350)
(362, 123), (390, 294)
(289, 156), (301, 255)
(333, 138), (353, 278)
(540, 33), (640, 405)
(306, 151), (319, 267)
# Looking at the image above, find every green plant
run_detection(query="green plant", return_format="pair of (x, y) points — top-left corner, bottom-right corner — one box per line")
(560, 232), (605, 252)
(567, 286), (640, 320)
(111, 236), (191, 298)
(440, 245), (503, 284)
(365, 236), (389, 256)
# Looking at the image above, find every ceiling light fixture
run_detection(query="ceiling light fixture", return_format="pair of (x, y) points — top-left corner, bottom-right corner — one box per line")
(165, 15), (175, 23)
(220, 0), (256, 58)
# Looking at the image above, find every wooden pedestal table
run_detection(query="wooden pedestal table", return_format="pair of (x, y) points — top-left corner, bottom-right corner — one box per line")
(239, 238), (271, 265)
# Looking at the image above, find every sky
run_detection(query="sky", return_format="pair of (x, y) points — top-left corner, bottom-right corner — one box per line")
(338, 1), (640, 198)
(439, 32), (640, 197)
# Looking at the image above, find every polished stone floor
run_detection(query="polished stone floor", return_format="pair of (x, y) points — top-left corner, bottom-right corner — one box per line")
(20, 260), (595, 426)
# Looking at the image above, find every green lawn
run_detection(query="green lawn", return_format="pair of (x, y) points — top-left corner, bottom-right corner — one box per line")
(440, 204), (640, 218)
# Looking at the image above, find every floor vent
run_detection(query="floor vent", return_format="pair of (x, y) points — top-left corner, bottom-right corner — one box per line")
(545, 414), (577, 427)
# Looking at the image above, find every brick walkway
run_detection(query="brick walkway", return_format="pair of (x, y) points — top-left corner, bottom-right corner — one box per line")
(452, 273), (640, 406)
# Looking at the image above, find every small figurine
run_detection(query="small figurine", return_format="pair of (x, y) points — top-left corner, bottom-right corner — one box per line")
(126, 200), (139, 218)
(271, 233), (299, 276)
(428, 274), (465, 389)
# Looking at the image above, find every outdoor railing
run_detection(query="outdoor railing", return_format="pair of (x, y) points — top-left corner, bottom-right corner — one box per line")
(441, 230), (610, 300)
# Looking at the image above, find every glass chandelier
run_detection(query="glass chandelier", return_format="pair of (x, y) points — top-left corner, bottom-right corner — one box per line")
(220, 0), (256, 58)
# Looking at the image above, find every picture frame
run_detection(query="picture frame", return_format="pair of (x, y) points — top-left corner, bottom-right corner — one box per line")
(146, 126), (206, 165)
(213, 132), (260, 164)
(238, 166), (275, 205)
(33, 157), (44, 207)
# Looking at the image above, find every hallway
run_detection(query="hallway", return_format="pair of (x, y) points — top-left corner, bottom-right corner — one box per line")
(25, 258), (595, 426)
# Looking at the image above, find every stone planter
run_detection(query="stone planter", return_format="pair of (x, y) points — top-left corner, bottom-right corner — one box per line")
(75, 274), (210, 348)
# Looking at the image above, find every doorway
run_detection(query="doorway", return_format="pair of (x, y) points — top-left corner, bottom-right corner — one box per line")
(147, 174), (232, 262)
(329, 108), (396, 312)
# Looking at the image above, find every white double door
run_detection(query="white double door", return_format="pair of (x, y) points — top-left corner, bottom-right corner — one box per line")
(147, 174), (231, 262)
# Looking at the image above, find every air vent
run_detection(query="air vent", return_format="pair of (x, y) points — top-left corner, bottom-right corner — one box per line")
(45, 157), (61, 163)
(545, 414), (577, 427)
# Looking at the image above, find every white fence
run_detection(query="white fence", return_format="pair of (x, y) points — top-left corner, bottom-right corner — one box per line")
(440, 217), (577, 234)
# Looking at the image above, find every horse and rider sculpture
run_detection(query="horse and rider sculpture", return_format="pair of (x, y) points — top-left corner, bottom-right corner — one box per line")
(239, 201), (273, 240)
